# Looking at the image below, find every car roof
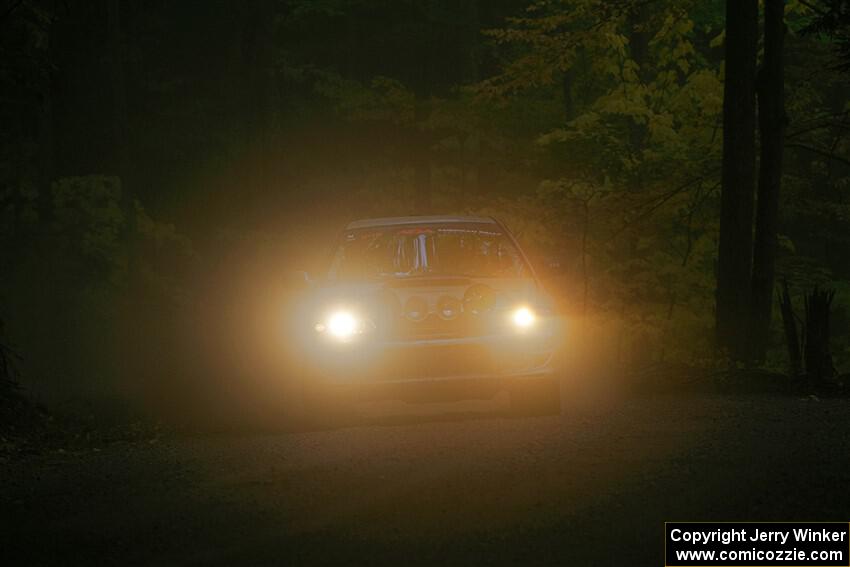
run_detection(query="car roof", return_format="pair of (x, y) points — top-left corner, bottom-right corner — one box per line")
(345, 215), (498, 230)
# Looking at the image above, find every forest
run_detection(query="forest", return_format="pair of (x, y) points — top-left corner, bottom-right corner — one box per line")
(2, 0), (850, 420)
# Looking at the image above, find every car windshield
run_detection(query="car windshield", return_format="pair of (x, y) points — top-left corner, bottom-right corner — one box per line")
(328, 223), (527, 280)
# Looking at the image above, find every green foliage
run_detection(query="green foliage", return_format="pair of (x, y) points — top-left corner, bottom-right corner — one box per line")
(315, 73), (416, 125)
(0, 172), (197, 407)
(471, 0), (726, 364)
(800, 0), (850, 69)
(52, 176), (126, 279)
(460, 0), (850, 371)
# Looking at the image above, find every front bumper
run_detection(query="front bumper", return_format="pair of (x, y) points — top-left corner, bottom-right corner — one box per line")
(307, 333), (556, 385)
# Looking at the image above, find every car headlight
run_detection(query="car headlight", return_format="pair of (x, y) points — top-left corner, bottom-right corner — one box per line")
(328, 311), (358, 339)
(314, 309), (371, 342)
(510, 306), (536, 329)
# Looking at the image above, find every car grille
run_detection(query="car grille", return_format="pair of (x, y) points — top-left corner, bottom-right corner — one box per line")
(389, 313), (489, 340)
(378, 343), (494, 381)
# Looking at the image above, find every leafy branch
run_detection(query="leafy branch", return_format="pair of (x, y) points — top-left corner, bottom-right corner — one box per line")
(786, 142), (850, 167)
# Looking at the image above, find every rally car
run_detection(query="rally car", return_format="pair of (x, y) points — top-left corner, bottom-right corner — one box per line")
(292, 215), (563, 416)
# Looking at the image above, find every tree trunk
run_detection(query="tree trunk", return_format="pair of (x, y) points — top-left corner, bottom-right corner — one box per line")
(241, 0), (275, 217)
(412, 12), (433, 214)
(463, 0), (479, 84)
(37, 70), (55, 224)
(106, 0), (137, 275)
(803, 287), (836, 389)
(778, 279), (802, 379)
(345, 1), (357, 80)
(463, 0), (480, 194)
(413, 79), (431, 213)
(413, 104), (432, 214)
(750, 0), (786, 361)
(107, 0), (130, 190)
(627, 6), (649, 156)
(715, 0), (758, 359)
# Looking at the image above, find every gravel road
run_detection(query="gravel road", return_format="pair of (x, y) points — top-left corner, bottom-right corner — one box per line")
(4, 392), (850, 565)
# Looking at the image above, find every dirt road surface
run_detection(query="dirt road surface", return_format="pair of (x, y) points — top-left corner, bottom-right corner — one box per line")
(4, 393), (850, 565)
